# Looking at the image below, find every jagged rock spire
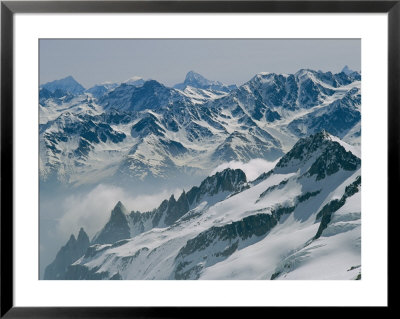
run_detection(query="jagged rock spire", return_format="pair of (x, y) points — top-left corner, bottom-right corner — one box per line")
(44, 228), (90, 280)
(91, 201), (130, 245)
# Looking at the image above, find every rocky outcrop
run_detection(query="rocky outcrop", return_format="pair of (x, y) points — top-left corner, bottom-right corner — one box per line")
(44, 228), (90, 279)
(92, 201), (131, 245)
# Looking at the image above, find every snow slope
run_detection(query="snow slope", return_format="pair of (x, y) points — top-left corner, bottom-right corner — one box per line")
(45, 131), (361, 280)
(39, 69), (361, 187)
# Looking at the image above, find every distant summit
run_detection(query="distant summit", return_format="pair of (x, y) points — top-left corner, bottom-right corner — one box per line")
(341, 65), (356, 75)
(85, 76), (144, 99)
(174, 71), (237, 92)
(122, 76), (145, 87)
(41, 75), (85, 95)
(39, 68), (361, 186)
(86, 82), (119, 99)
(184, 71), (218, 87)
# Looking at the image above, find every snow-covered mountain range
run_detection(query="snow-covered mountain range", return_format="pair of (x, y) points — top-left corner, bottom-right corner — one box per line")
(39, 68), (361, 188)
(41, 67), (361, 280)
(44, 131), (361, 280)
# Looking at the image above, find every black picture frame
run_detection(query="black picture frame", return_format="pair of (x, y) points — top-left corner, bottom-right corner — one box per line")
(1, 0), (396, 317)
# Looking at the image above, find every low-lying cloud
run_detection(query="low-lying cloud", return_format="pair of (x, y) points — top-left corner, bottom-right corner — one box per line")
(57, 184), (182, 239)
(211, 158), (279, 181)
(42, 160), (278, 277)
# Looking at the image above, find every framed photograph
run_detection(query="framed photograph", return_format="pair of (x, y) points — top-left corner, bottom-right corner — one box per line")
(1, 0), (396, 316)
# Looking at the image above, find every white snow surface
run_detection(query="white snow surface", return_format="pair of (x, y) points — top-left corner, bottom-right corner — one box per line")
(69, 163), (361, 280)
(40, 71), (362, 280)
(39, 70), (361, 186)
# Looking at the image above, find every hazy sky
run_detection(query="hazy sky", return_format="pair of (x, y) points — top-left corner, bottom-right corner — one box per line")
(40, 39), (360, 88)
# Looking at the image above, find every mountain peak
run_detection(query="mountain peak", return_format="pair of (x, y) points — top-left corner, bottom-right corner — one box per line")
(185, 70), (207, 81)
(67, 234), (76, 244)
(44, 228), (90, 279)
(255, 71), (276, 78)
(123, 76), (145, 86)
(184, 71), (216, 86)
(41, 75), (85, 95)
(143, 79), (164, 88)
(341, 65), (354, 75)
(112, 201), (127, 216)
(169, 194), (176, 202)
(51, 75), (76, 83)
(124, 75), (142, 82)
(295, 68), (315, 78)
(91, 201), (130, 245)
(160, 167), (246, 227)
(186, 70), (198, 77)
(77, 227), (89, 243)
(275, 131), (360, 177)
(276, 131), (335, 169)
(198, 168), (247, 195)
(174, 71), (235, 92)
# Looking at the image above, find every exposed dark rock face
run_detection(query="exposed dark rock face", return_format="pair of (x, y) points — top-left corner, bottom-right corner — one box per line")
(187, 168), (247, 200)
(130, 113), (165, 138)
(308, 143), (360, 180)
(275, 130), (360, 177)
(297, 190), (321, 203)
(164, 192), (190, 226)
(64, 264), (120, 280)
(40, 68), (361, 186)
(174, 206), (295, 279)
(41, 113), (126, 165)
(276, 130), (334, 169)
(287, 88), (361, 139)
(45, 129), (361, 280)
(100, 80), (189, 112)
(92, 201), (131, 245)
(127, 168), (248, 231)
(162, 168), (247, 226)
(314, 176), (361, 239)
(44, 228), (90, 279)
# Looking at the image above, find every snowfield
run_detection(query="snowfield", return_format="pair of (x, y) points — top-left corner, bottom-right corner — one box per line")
(39, 69), (361, 187)
(41, 69), (362, 280)
(44, 131), (361, 280)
